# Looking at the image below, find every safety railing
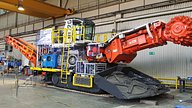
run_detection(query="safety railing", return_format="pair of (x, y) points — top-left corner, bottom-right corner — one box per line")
(72, 26), (85, 42)
(52, 26), (86, 45)
(155, 77), (179, 89)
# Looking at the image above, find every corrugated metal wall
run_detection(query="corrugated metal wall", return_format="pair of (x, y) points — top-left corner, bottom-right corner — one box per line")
(129, 42), (192, 78)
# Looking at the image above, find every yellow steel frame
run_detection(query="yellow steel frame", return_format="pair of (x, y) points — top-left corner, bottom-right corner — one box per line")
(61, 30), (69, 84)
(52, 28), (67, 44)
(52, 26), (86, 45)
(72, 26), (85, 42)
(155, 77), (179, 89)
(72, 74), (93, 88)
(30, 67), (61, 72)
(63, 28), (73, 44)
(51, 29), (55, 44)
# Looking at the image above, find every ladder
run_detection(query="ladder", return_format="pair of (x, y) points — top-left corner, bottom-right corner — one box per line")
(60, 28), (73, 84)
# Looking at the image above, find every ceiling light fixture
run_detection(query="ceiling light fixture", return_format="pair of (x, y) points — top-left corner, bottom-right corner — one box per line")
(17, 0), (25, 11)
(18, 4), (24, 11)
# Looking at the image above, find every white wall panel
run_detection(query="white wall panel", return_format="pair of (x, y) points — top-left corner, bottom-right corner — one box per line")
(82, 10), (98, 18)
(11, 28), (17, 34)
(65, 0), (113, 10)
(28, 16), (41, 23)
(6, 49), (22, 60)
(12, 49), (22, 60)
(7, 13), (16, 27)
(0, 15), (7, 29)
(119, 11), (192, 31)
(29, 16), (35, 22)
(124, 1), (192, 18)
(79, 0), (94, 5)
(68, 13), (82, 18)
(44, 19), (53, 27)
(79, 0), (97, 10)
(0, 31), (4, 38)
(5, 30), (9, 35)
(45, 0), (59, 6)
(17, 14), (28, 25)
(145, 0), (168, 5)
(120, 0), (143, 10)
(95, 24), (114, 33)
(93, 16), (115, 23)
(0, 19), (3, 29)
(56, 17), (65, 24)
(22, 36), (36, 42)
(65, 0), (78, 9)
(22, 54), (29, 66)
(34, 22), (43, 30)
(129, 42), (192, 78)
(26, 24), (33, 31)
(99, 5), (119, 15)
(18, 26), (25, 33)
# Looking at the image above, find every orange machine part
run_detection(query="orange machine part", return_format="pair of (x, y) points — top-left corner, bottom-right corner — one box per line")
(102, 16), (192, 64)
(16, 38), (37, 51)
(163, 16), (192, 46)
(5, 35), (37, 66)
(104, 21), (167, 63)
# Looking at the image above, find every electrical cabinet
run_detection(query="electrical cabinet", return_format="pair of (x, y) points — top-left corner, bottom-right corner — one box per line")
(42, 54), (59, 68)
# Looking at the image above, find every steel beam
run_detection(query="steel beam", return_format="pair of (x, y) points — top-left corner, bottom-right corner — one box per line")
(1, 0), (74, 18)
(0, 2), (50, 18)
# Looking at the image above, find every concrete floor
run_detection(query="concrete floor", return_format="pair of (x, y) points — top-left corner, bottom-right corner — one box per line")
(0, 77), (192, 108)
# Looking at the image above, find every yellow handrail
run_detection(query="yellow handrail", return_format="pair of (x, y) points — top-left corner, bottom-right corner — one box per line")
(155, 77), (179, 89)
(52, 26), (86, 44)
(60, 32), (66, 83)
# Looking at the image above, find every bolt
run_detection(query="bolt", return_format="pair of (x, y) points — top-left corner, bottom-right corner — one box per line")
(165, 31), (170, 34)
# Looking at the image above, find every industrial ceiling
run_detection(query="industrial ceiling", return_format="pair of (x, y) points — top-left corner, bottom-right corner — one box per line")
(0, 0), (74, 18)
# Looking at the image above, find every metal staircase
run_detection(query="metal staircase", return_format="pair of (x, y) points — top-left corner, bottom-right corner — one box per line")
(60, 28), (74, 84)
(5, 35), (37, 66)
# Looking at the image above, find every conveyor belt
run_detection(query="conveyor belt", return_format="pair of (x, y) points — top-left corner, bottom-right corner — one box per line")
(5, 35), (37, 66)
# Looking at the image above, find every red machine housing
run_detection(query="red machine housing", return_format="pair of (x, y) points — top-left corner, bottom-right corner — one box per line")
(87, 16), (192, 64)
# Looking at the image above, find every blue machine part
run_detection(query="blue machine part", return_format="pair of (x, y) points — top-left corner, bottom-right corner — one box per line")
(187, 77), (192, 80)
(0, 57), (2, 61)
(8, 61), (12, 67)
(42, 54), (59, 68)
(175, 105), (192, 108)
